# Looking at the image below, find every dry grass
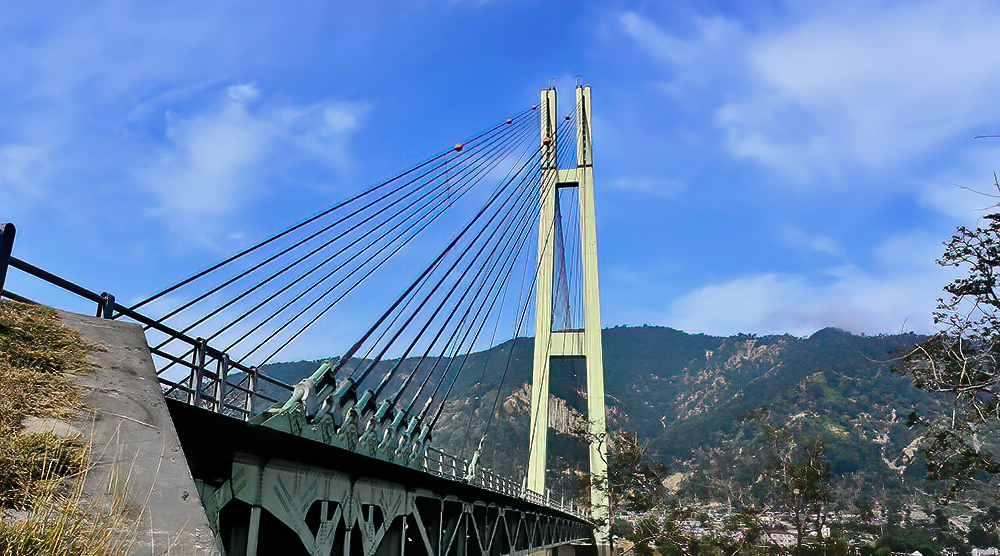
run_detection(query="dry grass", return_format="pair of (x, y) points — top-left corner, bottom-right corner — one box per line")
(0, 300), (135, 555)
(0, 300), (88, 437)
(0, 434), (135, 556)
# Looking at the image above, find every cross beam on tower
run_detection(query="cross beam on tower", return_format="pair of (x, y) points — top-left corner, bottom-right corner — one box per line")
(526, 84), (610, 552)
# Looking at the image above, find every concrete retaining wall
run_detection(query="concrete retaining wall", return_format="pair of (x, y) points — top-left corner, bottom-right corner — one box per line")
(56, 310), (220, 556)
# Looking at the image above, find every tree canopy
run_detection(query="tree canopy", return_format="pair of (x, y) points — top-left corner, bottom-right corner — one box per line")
(897, 210), (1000, 494)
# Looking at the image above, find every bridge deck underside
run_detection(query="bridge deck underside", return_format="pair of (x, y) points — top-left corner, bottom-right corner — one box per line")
(167, 401), (591, 556)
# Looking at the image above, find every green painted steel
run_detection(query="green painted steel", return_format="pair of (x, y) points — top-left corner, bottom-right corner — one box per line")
(199, 454), (589, 556)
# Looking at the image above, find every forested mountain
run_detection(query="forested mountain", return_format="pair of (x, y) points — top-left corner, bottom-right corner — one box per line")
(260, 325), (938, 495)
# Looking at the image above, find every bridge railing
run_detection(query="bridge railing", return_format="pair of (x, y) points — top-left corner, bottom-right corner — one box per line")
(0, 225), (587, 522)
(422, 446), (587, 520)
(0, 233), (293, 419)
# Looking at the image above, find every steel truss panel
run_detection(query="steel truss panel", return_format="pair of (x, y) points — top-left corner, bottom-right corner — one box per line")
(200, 455), (589, 556)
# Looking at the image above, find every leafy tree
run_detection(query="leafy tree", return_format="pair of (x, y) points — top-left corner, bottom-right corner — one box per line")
(933, 508), (949, 531)
(874, 525), (941, 556)
(607, 430), (669, 514)
(573, 425), (676, 553)
(896, 210), (1000, 494)
(745, 407), (833, 552)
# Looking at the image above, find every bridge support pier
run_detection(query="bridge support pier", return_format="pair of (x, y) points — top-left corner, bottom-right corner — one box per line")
(526, 84), (610, 554)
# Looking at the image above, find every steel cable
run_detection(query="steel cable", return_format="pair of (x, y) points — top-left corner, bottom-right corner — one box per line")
(129, 106), (537, 313)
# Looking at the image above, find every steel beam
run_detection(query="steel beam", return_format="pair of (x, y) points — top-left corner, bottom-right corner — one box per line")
(198, 455), (588, 556)
(168, 399), (591, 556)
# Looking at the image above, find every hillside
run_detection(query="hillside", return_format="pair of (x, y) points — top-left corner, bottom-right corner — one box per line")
(260, 325), (937, 494)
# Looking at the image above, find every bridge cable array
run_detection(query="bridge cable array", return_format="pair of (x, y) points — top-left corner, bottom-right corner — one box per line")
(454, 103), (585, 472)
(130, 100), (585, 475)
(141, 110), (532, 373)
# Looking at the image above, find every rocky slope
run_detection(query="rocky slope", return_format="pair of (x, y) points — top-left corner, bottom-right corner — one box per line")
(261, 325), (938, 493)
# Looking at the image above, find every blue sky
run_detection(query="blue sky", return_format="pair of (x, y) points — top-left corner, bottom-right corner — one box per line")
(3, 0), (1000, 346)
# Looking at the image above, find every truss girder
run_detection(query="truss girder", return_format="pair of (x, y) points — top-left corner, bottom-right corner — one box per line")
(201, 454), (589, 556)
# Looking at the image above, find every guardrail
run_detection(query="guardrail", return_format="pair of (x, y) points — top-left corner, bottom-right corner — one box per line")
(0, 222), (292, 420)
(0, 222), (588, 523)
(423, 446), (587, 520)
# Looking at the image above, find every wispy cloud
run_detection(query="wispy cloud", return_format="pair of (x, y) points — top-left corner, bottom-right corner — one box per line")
(0, 144), (49, 215)
(0, 3), (343, 240)
(619, 2), (1000, 184)
(142, 84), (270, 226)
(4, 0), (995, 343)
(139, 83), (370, 239)
(918, 143), (1000, 221)
(779, 225), (841, 256)
(662, 232), (953, 336)
(619, 11), (743, 95)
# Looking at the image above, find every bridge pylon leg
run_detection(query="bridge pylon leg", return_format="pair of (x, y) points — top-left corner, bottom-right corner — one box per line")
(526, 84), (610, 555)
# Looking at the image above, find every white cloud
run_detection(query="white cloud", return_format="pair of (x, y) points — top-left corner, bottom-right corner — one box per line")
(141, 83), (370, 235)
(271, 100), (371, 171)
(872, 231), (944, 270)
(2, 3), (268, 105)
(227, 83), (261, 104)
(142, 85), (271, 226)
(920, 182), (1000, 222)
(734, 2), (1000, 176)
(0, 144), (48, 211)
(611, 4), (1000, 335)
(619, 11), (743, 95)
(620, 1), (1000, 183)
(667, 270), (932, 336)
(918, 143), (1000, 221)
(663, 232), (954, 336)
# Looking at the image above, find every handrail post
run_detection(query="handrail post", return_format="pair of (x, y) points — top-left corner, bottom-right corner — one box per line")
(98, 291), (116, 319)
(0, 223), (15, 296)
(190, 338), (207, 407)
(216, 353), (230, 414)
(246, 366), (257, 420)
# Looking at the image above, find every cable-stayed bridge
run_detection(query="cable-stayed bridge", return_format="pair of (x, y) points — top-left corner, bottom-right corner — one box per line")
(0, 85), (610, 556)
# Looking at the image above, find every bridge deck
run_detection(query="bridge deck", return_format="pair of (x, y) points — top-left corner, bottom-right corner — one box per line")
(168, 400), (592, 556)
(167, 399), (585, 521)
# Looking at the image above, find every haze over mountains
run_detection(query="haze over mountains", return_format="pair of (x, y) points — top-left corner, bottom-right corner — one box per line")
(261, 325), (938, 492)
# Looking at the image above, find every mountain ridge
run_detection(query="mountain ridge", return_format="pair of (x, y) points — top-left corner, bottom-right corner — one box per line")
(260, 325), (936, 493)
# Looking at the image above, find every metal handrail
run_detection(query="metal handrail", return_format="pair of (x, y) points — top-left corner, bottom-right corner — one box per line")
(422, 446), (588, 520)
(0, 224), (587, 522)
(0, 242), (293, 420)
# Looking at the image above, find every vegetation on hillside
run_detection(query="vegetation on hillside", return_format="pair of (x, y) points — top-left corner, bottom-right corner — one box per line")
(263, 326), (971, 554)
(262, 327), (935, 491)
(257, 193), (1000, 554)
